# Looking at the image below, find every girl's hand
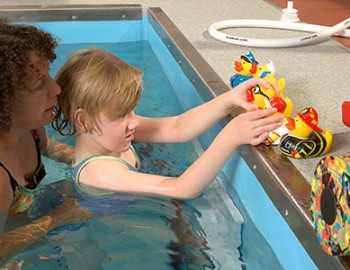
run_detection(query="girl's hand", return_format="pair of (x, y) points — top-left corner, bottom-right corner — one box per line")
(228, 78), (281, 111)
(227, 107), (284, 146)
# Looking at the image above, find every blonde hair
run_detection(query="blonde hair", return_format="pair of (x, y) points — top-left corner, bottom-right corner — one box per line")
(53, 47), (142, 135)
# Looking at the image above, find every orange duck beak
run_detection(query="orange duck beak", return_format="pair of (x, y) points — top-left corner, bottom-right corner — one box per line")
(234, 61), (243, 72)
(285, 117), (295, 131)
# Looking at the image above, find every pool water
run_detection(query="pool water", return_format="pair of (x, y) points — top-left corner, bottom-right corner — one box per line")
(8, 40), (284, 269)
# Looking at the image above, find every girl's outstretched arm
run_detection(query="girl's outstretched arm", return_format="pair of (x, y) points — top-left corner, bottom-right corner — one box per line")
(83, 107), (283, 199)
(135, 78), (279, 143)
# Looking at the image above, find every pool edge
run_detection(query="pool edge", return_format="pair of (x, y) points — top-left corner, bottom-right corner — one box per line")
(0, 4), (142, 21)
(147, 6), (349, 270)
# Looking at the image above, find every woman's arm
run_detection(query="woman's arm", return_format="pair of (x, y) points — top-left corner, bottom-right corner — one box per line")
(135, 78), (275, 143)
(0, 196), (92, 266)
(36, 126), (74, 164)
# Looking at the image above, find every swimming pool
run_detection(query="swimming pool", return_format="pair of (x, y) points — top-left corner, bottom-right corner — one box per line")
(1, 4), (346, 269)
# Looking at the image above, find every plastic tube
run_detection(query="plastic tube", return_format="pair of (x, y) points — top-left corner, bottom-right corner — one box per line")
(208, 17), (350, 48)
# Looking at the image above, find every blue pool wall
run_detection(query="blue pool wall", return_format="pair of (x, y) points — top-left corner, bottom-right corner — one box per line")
(29, 17), (316, 269)
(222, 153), (316, 269)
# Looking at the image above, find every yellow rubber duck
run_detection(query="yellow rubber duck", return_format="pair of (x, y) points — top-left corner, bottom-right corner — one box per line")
(230, 51), (258, 87)
(253, 60), (275, 79)
(278, 107), (333, 158)
(246, 73), (293, 118)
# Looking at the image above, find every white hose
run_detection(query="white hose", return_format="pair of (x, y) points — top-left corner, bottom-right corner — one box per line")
(208, 17), (350, 48)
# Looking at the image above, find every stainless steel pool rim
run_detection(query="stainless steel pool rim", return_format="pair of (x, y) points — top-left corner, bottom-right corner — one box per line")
(0, 4), (142, 21)
(0, 5), (346, 269)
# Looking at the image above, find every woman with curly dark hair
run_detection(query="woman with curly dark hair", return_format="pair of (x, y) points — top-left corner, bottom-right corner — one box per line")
(0, 20), (91, 266)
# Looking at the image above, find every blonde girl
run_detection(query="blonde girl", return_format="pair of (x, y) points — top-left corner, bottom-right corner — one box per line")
(53, 47), (283, 199)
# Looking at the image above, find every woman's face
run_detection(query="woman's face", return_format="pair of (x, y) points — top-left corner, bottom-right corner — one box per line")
(12, 51), (61, 131)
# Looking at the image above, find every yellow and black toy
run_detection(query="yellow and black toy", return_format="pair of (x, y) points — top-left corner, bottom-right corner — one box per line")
(278, 107), (333, 159)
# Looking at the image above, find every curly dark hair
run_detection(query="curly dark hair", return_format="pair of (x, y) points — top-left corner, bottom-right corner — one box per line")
(0, 18), (57, 134)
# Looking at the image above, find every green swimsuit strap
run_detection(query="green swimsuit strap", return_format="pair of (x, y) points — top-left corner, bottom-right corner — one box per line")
(71, 145), (140, 184)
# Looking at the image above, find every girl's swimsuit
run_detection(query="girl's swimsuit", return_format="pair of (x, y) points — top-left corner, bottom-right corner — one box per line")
(71, 145), (140, 195)
(46, 146), (142, 235)
(0, 129), (46, 217)
(70, 145), (141, 214)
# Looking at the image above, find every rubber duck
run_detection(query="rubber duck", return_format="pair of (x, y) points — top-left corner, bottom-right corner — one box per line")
(230, 51), (258, 87)
(253, 60), (275, 79)
(245, 73), (293, 118)
(278, 107), (333, 158)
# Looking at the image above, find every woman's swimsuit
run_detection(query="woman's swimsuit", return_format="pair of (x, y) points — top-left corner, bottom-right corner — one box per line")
(70, 145), (141, 214)
(0, 129), (46, 217)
